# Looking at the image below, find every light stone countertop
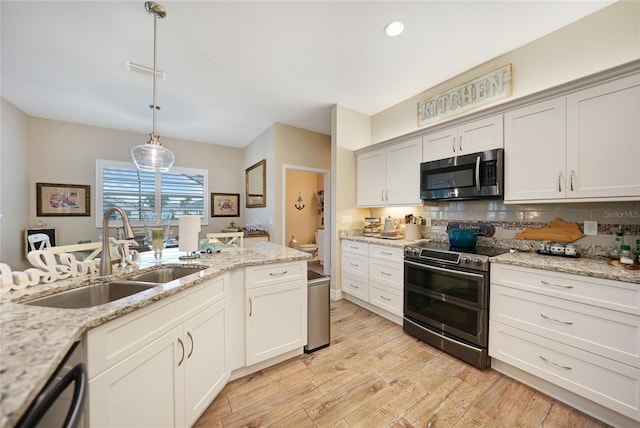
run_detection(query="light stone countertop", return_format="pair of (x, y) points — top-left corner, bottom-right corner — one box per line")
(490, 251), (640, 284)
(0, 243), (310, 428)
(340, 235), (640, 284)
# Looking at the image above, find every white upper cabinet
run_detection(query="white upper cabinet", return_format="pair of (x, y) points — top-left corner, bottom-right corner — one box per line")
(422, 115), (503, 162)
(504, 98), (567, 201)
(357, 137), (422, 207)
(505, 72), (640, 203)
(566, 74), (640, 199)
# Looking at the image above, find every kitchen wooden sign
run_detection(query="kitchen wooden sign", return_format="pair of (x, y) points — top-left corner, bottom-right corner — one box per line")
(418, 64), (512, 126)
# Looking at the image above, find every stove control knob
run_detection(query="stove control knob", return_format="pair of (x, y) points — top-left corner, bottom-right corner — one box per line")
(473, 258), (483, 267)
(412, 248), (421, 257)
(462, 256), (471, 265)
(404, 247), (411, 256)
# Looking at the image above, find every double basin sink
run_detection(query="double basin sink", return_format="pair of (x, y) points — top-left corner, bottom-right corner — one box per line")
(24, 266), (208, 309)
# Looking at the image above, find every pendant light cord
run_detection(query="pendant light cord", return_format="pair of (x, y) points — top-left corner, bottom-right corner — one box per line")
(151, 10), (159, 142)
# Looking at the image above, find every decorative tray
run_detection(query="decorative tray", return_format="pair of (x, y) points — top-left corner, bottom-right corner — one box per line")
(536, 250), (580, 258)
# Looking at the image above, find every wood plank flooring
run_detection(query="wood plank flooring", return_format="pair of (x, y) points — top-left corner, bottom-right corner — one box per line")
(194, 299), (610, 428)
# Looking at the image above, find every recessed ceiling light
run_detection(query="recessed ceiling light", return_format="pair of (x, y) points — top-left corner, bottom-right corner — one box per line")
(385, 21), (404, 37)
(125, 60), (166, 80)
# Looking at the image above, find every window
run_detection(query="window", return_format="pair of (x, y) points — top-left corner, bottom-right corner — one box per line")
(96, 160), (208, 227)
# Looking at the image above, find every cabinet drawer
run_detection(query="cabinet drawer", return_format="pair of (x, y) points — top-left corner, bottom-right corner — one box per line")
(369, 281), (402, 316)
(489, 321), (640, 420)
(491, 263), (640, 314)
(491, 284), (640, 367)
(369, 244), (403, 262)
(87, 275), (228, 378)
(342, 253), (369, 278)
(342, 272), (368, 301)
(369, 258), (403, 291)
(342, 240), (369, 256)
(245, 261), (305, 289)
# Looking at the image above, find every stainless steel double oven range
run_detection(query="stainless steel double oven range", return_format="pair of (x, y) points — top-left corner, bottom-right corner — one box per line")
(403, 242), (508, 369)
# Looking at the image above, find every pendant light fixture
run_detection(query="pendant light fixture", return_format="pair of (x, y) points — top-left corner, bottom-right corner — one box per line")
(131, 1), (175, 172)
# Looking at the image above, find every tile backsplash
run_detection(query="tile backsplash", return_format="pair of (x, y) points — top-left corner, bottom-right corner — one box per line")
(369, 200), (640, 253)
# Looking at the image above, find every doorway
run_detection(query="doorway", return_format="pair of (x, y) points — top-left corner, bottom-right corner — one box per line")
(282, 165), (330, 276)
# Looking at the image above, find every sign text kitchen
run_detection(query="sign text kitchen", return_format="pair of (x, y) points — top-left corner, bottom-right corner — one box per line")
(418, 64), (512, 126)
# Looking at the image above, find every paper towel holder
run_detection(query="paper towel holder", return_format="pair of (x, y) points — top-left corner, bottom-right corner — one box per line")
(178, 215), (201, 260)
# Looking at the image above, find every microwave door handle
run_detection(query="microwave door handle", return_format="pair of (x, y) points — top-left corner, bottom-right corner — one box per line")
(475, 155), (481, 191)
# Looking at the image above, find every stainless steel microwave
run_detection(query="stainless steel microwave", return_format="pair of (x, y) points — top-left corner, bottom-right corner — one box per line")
(420, 148), (504, 201)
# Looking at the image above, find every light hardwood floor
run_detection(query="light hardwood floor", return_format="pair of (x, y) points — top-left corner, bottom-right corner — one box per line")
(194, 299), (610, 428)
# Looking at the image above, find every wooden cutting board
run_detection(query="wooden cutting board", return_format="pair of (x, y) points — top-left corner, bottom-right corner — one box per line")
(515, 218), (585, 243)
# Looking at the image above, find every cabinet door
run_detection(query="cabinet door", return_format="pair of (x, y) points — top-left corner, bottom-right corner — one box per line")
(385, 137), (422, 205)
(89, 328), (183, 428)
(183, 298), (231, 427)
(246, 280), (307, 365)
(422, 127), (457, 161)
(566, 74), (640, 199)
(504, 98), (567, 201)
(458, 115), (504, 154)
(357, 149), (386, 206)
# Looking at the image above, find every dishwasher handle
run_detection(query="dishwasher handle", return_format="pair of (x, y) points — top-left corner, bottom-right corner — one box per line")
(17, 362), (87, 428)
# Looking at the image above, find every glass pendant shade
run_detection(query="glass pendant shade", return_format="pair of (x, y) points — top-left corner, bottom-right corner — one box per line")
(131, 136), (175, 172)
(131, 1), (174, 173)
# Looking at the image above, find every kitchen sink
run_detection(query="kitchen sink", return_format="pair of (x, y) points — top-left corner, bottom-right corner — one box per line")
(125, 266), (207, 284)
(24, 281), (158, 309)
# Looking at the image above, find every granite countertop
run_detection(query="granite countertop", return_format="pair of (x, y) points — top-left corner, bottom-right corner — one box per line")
(0, 243), (310, 428)
(490, 251), (640, 284)
(341, 235), (640, 284)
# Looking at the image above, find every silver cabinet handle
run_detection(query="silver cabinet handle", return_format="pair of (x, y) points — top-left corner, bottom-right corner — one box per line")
(570, 170), (575, 191)
(381, 251), (392, 255)
(385, 190), (389, 201)
(249, 297), (253, 317)
(458, 136), (463, 152)
(350, 283), (359, 289)
(558, 172), (563, 192)
(539, 355), (572, 370)
(187, 332), (194, 358)
(380, 271), (392, 276)
(349, 245), (360, 250)
(380, 295), (391, 301)
(540, 280), (574, 289)
(381, 190), (385, 201)
(177, 338), (185, 366)
(540, 313), (574, 325)
(350, 262), (360, 267)
(451, 137), (456, 153)
(269, 270), (288, 276)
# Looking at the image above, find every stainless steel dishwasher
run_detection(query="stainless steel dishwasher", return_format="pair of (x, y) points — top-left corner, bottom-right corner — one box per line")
(305, 270), (330, 352)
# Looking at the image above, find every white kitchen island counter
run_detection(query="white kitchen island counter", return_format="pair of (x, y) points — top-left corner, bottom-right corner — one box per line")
(0, 243), (310, 428)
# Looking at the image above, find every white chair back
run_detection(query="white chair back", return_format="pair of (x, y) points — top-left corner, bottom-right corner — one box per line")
(27, 233), (52, 251)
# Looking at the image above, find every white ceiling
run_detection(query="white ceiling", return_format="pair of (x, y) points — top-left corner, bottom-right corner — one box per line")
(1, 0), (615, 148)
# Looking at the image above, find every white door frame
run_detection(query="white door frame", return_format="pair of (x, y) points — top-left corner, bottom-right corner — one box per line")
(282, 164), (331, 275)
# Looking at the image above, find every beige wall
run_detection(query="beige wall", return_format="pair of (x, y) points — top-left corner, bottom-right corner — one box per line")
(1, 98), (30, 269)
(243, 125), (276, 237)
(371, 0), (640, 144)
(0, 117), (244, 270)
(273, 123), (330, 245)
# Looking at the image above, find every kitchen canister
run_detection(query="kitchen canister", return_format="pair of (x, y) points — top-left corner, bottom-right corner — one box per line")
(405, 224), (422, 241)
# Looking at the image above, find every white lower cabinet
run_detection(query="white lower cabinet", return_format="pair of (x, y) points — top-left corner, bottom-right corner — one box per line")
(341, 240), (403, 321)
(87, 275), (231, 428)
(489, 263), (640, 424)
(245, 261), (307, 366)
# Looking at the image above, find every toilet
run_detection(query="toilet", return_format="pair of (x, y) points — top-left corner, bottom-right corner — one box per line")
(299, 244), (318, 256)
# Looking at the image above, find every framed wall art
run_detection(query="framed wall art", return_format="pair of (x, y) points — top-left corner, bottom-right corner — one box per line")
(211, 193), (240, 217)
(36, 182), (91, 217)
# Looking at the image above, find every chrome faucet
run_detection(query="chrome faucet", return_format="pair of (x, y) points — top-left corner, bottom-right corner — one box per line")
(101, 207), (136, 276)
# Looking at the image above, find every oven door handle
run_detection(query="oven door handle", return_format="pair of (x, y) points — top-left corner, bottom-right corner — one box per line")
(405, 260), (485, 281)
